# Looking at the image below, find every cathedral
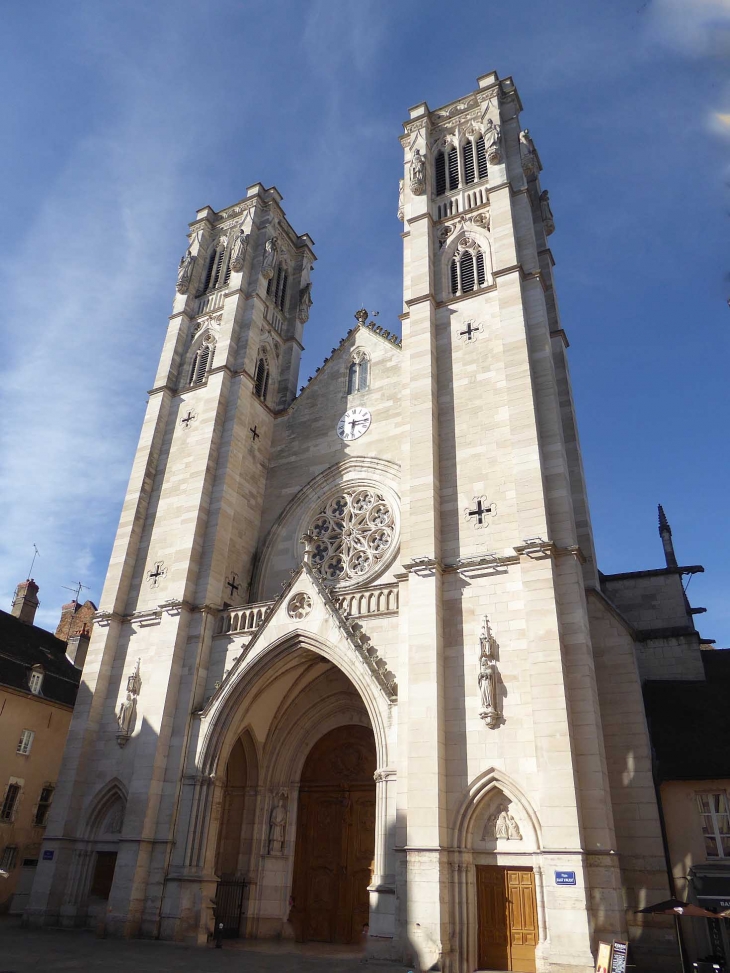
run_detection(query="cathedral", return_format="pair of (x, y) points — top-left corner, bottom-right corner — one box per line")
(26, 71), (702, 972)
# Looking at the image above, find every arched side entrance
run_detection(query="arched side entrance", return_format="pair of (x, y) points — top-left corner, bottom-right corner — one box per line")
(291, 724), (376, 944)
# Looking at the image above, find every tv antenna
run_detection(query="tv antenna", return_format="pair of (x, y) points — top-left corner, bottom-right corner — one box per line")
(62, 581), (89, 605)
(27, 544), (40, 579)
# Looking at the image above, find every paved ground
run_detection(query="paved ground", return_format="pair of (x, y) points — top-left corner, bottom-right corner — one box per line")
(0, 917), (411, 973)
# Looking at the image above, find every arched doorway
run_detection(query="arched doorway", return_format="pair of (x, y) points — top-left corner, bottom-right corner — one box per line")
(290, 724), (376, 944)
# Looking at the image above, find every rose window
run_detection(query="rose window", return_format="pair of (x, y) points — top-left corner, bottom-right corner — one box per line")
(307, 490), (395, 585)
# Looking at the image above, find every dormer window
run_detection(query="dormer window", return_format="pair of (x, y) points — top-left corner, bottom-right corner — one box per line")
(28, 668), (43, 695)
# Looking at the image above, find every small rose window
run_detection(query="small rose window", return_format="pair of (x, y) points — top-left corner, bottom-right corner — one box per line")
(307, 490), (395, 585)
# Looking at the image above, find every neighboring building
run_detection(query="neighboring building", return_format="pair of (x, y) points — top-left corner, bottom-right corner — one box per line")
(0, 581), (82, 914)
(644, 647), (730, 965)
(55, 599), (97, 643)
(24, 70), (717, 973)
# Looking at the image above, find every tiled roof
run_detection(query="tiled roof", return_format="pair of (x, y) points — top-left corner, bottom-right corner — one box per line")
(0, 609), (81, 707)
(644, 650), (730, 781)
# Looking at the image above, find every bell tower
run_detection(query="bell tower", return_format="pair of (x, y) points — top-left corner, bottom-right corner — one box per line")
(398, 72), (627, 970)
(26, 184), (314, 937)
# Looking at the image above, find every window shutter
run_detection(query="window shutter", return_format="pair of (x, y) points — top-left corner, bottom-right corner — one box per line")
(1, 784), (21, 821)
(460, 252), (475, 293)
(463, 141), (475, 185)
(476, 251), (486, 287)
(450, 259), (459, 296)
(435, 152), (446, 196)
(476, 136), (488, 180)
(447, 148), (459, 191)
(17, 730), (34, 755)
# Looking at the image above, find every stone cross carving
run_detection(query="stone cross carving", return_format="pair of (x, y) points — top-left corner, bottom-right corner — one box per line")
(176, 247), (195, 294)
(249, 425), (260, 442)
(539, 190), (555, 236)
(459, 321), (479, 342)
(117, 659), (141, 747)
(465, 496), (495, 528)
(229, 223), (249, 273)
(268, 793), (287, 855)
(483, 119), (502, 165)
(148, 561), (167, 587)
(409, 148), (426, 196)
(181, 410), (196, 428)
(226, 574), (240, 598)
(478, 617), (501, 728)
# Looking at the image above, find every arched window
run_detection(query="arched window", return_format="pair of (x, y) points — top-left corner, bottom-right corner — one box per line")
(450, 240), (489, 297)
(435, 151), (446, 196)
(435, 145), (459, 197)
(347, 354), (369, 393)
(266, 261), (289, 311)
(462, 135), (488, 185)
(189, 342), (212, 386)
(254, 356), (270, 401)
(200, 240), (230, 294)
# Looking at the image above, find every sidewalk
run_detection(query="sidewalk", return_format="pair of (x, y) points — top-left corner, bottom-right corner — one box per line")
(0, 917), (410, 973)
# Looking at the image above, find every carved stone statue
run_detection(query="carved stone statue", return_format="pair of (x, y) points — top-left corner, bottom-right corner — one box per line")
(229, 223), (249, 273)
(486, 803), (522, 840)
(268, 794), (287, 855)
(176, 247), (195, 294)
(483, 118), (502, 165)
(117, 660), (141, 747)
(297, 282), (313, 324)
(397, 178), (404, 221)
(261, 237), (278, 280)
(409, 148), (426, 196)
(539, 189), (555, 236)
(519, 129), (538, 177)
(478, 618), (501, 728)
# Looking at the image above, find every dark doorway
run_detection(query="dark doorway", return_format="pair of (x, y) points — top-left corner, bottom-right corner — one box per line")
(214, 879), (246, 938)
(291, 724), (376, 944)
(89, 851), (117, 900)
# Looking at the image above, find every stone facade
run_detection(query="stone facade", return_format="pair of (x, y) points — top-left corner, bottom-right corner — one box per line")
(25, 72), (697, 972)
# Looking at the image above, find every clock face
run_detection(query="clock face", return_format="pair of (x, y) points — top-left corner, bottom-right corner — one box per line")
(336, 407), (372, 442)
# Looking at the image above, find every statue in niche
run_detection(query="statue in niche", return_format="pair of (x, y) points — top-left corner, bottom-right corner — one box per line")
(229, 222), (249, 273)
(519, 129), (538, 177)
(483, 118), (502, 164)
(116, 660), (141, 747)
(409, 148), (426, 196)
(539, 189), (555, 235)
(397, 178), (404, 221)
(268, 793), (288, 855)
(262, 236), (278, 280)
(176, 246), (196, 294)
(478, 618), (501, 728)
(297, 282), (313, 324)
(485, 803), (522, 840)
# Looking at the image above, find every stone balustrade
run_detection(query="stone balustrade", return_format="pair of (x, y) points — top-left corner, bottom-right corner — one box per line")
(334, 584), (399, 619)
(215, 600), (275, 636)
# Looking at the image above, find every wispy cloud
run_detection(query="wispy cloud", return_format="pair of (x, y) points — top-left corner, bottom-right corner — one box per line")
(647, 0), (730, 57)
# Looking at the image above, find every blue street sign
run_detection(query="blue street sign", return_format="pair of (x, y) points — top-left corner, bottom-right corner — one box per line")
(42, 850), (54, 861)
(555, 870), (576, 885)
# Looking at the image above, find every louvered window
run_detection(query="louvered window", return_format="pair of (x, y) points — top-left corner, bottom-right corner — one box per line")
(476, 251), (486, 287)
(222, 253), (232, 287)
(460, 252), (475, 293)
(447, 148), (459, 191)
(450, 259), (459, 296)
(347, 362), (358, 394)
(189, 345), (211, 386)
(463, 141), (475, 185)
(254, 358), (269, 401)
(476, 136), (488, 180)
(435, 152), (446, 196)
(210, 247), (227, 290)
(201, 248), (217, 292)
(274, 266), (288, 311)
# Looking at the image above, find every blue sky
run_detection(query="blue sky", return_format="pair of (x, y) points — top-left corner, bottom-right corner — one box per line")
(0, 0), (728, 644)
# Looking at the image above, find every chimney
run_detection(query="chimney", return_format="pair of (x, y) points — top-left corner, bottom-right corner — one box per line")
(658, 504), (678, 569)
(66, 633), (90, 670)
(11, 579), (40, 625)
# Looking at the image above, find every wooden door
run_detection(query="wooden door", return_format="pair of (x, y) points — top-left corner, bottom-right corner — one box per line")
(291, 725), (376, 944)
(476, 865), (538, 972)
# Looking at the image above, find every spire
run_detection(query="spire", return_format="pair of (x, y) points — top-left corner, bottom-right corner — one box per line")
(658, 504), (678, 569)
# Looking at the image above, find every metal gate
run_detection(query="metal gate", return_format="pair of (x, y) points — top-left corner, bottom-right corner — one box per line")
(214, 879), (246, 938)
